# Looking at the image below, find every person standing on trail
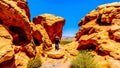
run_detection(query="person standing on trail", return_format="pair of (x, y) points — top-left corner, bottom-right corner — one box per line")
(54, 36), (60, 50)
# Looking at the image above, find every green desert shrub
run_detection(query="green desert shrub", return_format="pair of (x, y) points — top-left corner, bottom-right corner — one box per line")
(27, 58), (41, 68)
(71, 50), (100, 68)
(60, 41), (72, 45)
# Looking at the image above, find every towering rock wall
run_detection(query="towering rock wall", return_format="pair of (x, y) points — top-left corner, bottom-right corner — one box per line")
(76, 2), (120, 68)
(0, 0), (34, 67)
(0, 0), (32, 46)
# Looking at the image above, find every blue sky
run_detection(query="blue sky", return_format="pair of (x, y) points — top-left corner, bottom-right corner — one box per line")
(27, 0), (120, 37)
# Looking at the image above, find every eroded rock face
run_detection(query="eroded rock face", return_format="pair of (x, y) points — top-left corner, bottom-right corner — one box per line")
(0, 57), (16, 68)
(32, 30), (43, 46)
(76, 2), (120, 67)
(15, 52), (30, 68)
(14, 0), (31, 20)
(0, 0), (66, 67)
(30, 22), (52, 50)
(77, 39), (99, 51)
(0, 0), (35, 67)
(0, 25), (15, 67)
(0, 0), (32, 46)
(33, 14), (65, 43)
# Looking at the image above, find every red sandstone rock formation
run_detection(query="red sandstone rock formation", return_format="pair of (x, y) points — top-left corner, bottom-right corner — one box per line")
(33, 16), (45, 25)
(75, 28), (96, 41)
(30, 23), (43, 46)
(32, 30), (43, 46)
(77, 39), (99, 51)
(0, 57), (16, 68)
(0, 0), (32, 46)
(0, 0), (34, 67)
(33, 14), (65, 43)
(0, 25), (14, 66)
(0, 0), (66, 67)
(76, 2), (120, 68)
(15, 0), (31, 20)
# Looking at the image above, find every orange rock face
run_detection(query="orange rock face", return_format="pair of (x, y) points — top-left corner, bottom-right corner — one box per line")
(0, 0), (32, 45)
(33, 16), (45, 25)
(32, 30), (43, 46)
(0, 0), (65, 67)
(16, 1), (31, 20)
(12, 0), (30, 20)
(0, 57), (16, 68)
(33, 14), (65, 43)
(44, 20), (65, 43)
(76, 2), (120, 67)
(0, 0), (34, 67)
(76, 2), (120, 52)
(77, 39), (99, 51)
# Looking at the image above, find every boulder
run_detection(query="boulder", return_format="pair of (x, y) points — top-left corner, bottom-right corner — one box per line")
(63, 41), (79, 56)
(32, 14), (65, 50)
(47, 51), (64, 59)
(33, 14), (65, 43)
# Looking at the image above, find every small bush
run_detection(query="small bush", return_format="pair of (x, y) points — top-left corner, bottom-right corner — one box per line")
(71, 50), (100, 68)
(27, 58), (41, 68)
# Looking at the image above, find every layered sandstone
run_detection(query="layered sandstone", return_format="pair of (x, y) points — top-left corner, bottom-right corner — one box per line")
(0, 0), (34, 67)
(31, 23), (52, 50)
(0, 0), (66, 67)
(0, 0), (32, 46)
(13, 0), (31, 20)
(0, 25), (14, 67)
(76, 2), (120, 68)
(33, 14), (65, 43)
